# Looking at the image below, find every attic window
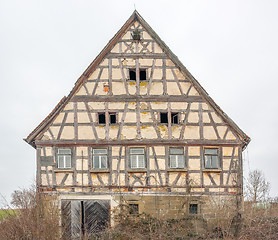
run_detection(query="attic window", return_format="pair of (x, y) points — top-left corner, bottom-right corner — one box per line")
(128, 69), (147, 81)
(131, 29), (141, 40)
(98, 113), (105, 124)
(98, 113), (117, 124)
(160, 113), (168, 124)
(171, 113), (179, 124)
(129, 69), (136, 80)
(110, 113), (116, 124)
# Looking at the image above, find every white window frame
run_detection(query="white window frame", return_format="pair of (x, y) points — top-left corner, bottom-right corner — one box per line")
(169, 147), (185, 169)
(130, 148), (145, 169)
(204, 148), (219, 169)
(57, 148), (72, 169)
(92, 148), (108, 169)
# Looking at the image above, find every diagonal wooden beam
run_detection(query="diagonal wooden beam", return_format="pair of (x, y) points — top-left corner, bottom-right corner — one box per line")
(171, 68), (184, 95)
(147, 59), (156, 95)
(179, 103), (191, 139)
(117, 102), (129, 140)
(152, 147), (163, 185)
(118, 58), (129, 95)
(207, 173), (217, 186)
(208, 112), (220, 140)
(147, 102), (161, 139)
(84, 102), (99, 141)
(226, 147), (236, 185)
(57, 112), (68, 140)
(92, 68), (103, 95)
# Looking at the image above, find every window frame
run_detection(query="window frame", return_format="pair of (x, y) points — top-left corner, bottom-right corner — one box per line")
(128, 68), (147, 81)
(92, 148), (109, 169)
(129, 147), (146, 169)
(171, 112), (179, 124)
(189, 203), (198, 215)
(169, 147), (185, 169)
(97, 112), (117, 125)
(109, 112), (117, 124)
(56, 148), (72, 169)
(97, 112), (106, 124)
(204, 148), (220, 169)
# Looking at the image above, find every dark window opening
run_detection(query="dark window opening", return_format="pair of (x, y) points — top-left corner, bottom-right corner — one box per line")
(129, 204), (139, 215)
(171, 113), (179, 124)
(189, 204), (198, 214)
(131, 29), (141, 40)
(109, 113), (116, 124)
(160, 112), (168, 124)
(129, 69), (147, 81)
(98, 113), (105, 124)
(140, 69), (146, 80)
(129, 69), (136, 80)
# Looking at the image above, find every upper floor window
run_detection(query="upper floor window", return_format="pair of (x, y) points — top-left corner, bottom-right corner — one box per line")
(98, 112), (117, 124)
(92, 149), (108, 169)
(128, 69), (147, 81)
(130, 148), (145, 169)
(204, 148), (219, 169)
(169, 147), (185, 168)
(160, 112), (179, 124)
(57, 148), (72, 169)
(131, 29), (141, 40)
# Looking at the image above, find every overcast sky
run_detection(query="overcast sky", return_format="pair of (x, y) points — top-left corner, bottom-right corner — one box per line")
(1, 0), (277, 203)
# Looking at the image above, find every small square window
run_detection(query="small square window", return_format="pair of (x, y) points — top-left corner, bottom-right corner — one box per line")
(109, 113), (116, 124)
(204, 148), (219, 169)
(131, 29), (141, 40)
(92, 149), (108, 169)
(189, 204), (198, 214)
(171, 113), (179, 124)
(57, 148), (72, 169)
(160, 112), (168, 124)
(129, 204), (139, 215)
(98, 113), (105, 124)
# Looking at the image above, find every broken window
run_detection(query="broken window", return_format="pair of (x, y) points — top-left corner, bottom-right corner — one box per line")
(169, 148), (185, 169)
(204, 148), (219, 169)
(171, 112), (179, 124)
(128, 69), (147, 81)
(160, 112), (180, 124)
(129, 204), (139, 215)
(160, 112), (168, 124)
(57, 148), (72, 169)
(92, 149), (108, 169)
(98, 113), (105, 124)
(130, 148), (145, 169)
(109, 113), (116, 124)
(189, 204), (198, 214)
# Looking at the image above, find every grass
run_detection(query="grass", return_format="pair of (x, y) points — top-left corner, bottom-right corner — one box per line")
(0, 209), (17, 219)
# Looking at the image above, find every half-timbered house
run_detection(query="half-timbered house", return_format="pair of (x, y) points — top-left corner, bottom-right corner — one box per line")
(25, 11), (250, 237)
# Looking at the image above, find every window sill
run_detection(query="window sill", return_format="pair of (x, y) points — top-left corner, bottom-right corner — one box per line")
(90, 170), (110, 173)
(167, 169), (188, 172)
(54, 169), (74, 173)
(128, 169), (147, 173)
(202, 169), (221, 173)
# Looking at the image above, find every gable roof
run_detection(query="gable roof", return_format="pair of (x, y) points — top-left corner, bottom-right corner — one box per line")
(25, 10), (250, 149)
